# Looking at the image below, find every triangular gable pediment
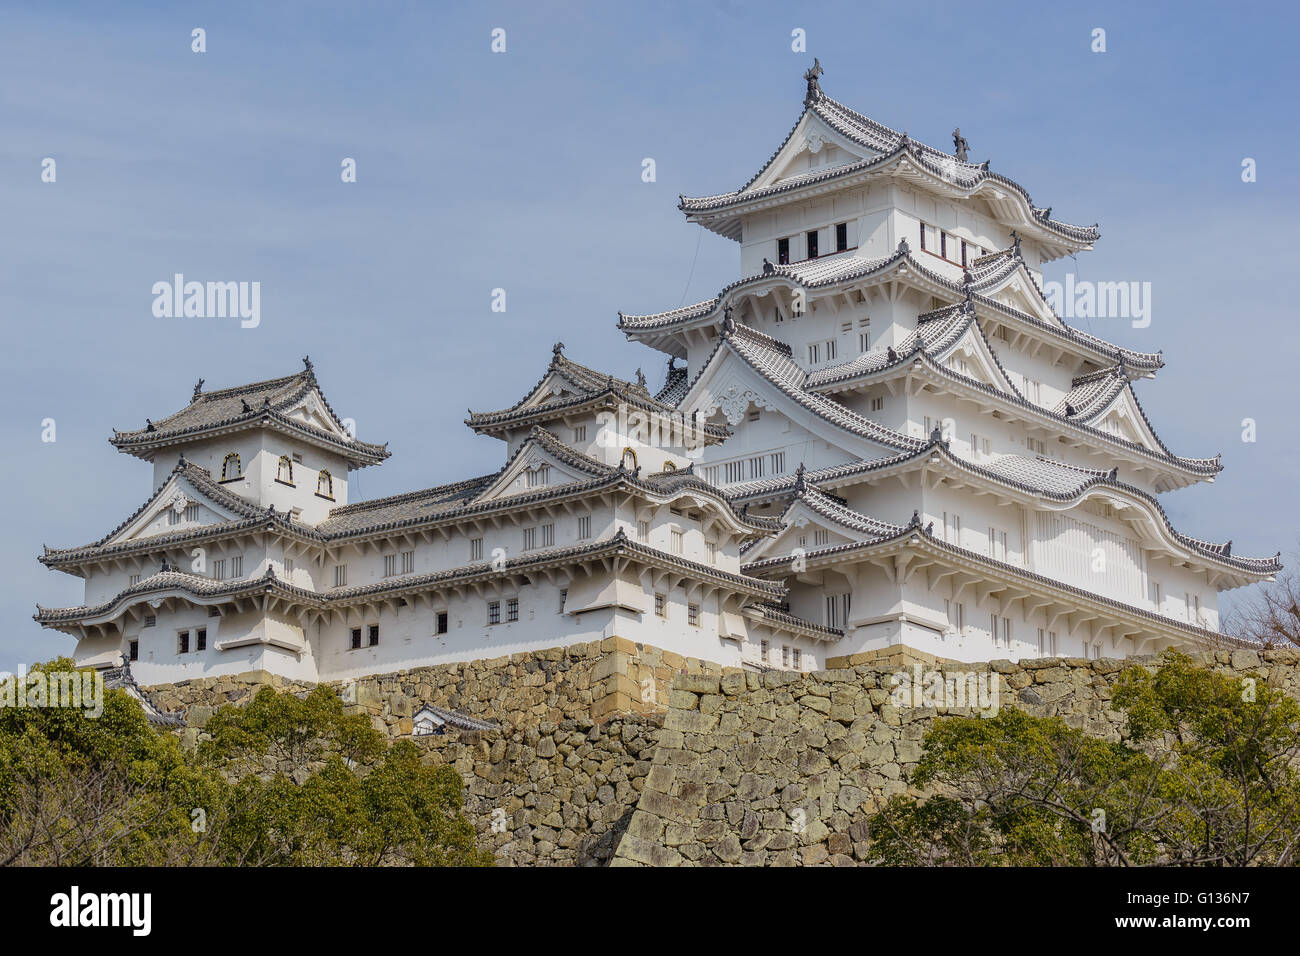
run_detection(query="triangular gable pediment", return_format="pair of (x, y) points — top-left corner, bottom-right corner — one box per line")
(281, 388), (354, 439)
(682, 340), (904, 460)
(514, 370), (590, 411)
(743, 498), (859, 563)
(109, 473), (251, 548)
(1089, 387), (1163, 451)
(936, 326), (1017, 394)
(983, 266), (1063, 327)
(746, 112), (873, 194)
(473, 440), (607, 504)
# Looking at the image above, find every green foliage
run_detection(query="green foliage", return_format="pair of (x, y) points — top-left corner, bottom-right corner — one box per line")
(0, 660), (491, 867)
(868, 652), (1300, 866)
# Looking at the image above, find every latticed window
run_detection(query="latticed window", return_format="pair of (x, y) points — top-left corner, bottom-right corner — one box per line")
(487, 601), (501, 625)
(221, 452), (241, 481)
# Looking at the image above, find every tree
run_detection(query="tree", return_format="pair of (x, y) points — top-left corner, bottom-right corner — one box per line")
(1224, 565), (1300, 649)
(868, 651), (1300, 866)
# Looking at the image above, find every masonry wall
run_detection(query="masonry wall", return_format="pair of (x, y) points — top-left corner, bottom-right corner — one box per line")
(146, 637), (723, 866)
(144, 642), (1300, 867)
(610, 645), (1300, 866)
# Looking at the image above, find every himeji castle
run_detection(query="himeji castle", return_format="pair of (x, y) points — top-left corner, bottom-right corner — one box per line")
(36, 64), (1279, 684)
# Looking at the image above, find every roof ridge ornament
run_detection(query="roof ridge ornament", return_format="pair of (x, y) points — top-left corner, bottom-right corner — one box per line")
(191, 379), (204, 402)
(1010, 231), (1022, 259)
(930, 425), (944, 444)
(302, 355), (313, 375)
(722, 306), (736, 336)
(897, 237), (910, 255)
(145, 419), (155, 432)
(952, 127), (969, 163)
(794, 462), (807, 494)
(552, 341), (565, 361)
(762, 257), (775, 275)
(802, 58), (824, 107)
(635, 368), (647, 391)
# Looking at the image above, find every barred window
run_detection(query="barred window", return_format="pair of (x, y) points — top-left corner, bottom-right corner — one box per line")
(577, 515), (591, 539)
(507, 598), (519, 622)
(470, 538), (483, 561)
(488, 601), (501, 625)
(401, 550), (414, 574)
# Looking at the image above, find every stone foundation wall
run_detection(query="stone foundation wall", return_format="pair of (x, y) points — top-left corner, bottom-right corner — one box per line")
(144, 637), (724, 866)
(610, 647), (1300, 866)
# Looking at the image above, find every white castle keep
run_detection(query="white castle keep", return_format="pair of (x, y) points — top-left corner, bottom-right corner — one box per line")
(37, 64), (1278, 685)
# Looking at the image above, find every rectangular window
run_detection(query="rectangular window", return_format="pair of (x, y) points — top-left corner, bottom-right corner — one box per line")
(129, 573), (141, 587)
(526, 466), (551, 488)
(655, 593), (666, 617)
(1149, 579), (1163, 609)
(637, 520), (649, 542)
(195, 627), (207, 652)
(184, 504), (199, 522)
(558, 589), (567, 613)
(487, 600), (501, 625)
(723, 461), (745, 484)
(1002, 618), (1012, 649)
(167, 509), (180, 526)
(436, 612), (448, 635)
(792, 648), (802, 669)
(940, 231), (948, 259)
(541, 524), (554, 548)
(470, 538), (483, 561)
(835, 222), (848, 252)
(284, 558), (294, 576)
(806, 229), (819, 259)
(522, 527), (536, 551)
(213, 559), (227, 581)
(870, 396), (884, 412)
(334, 565), (347, 587)
(128, 639), (139, 661)
(808, 343), (820, 364)
(777, 237), (790, 265)
(760, 639), (769, 663)
(384, 554), (398, 577)
(178, 630), (190, 654)
(507, 598), (519, 622)
(368, 625), (379, 646)
(769, 451), (785, 474)
(401, 550), (414, 574)
(349, 627), (362, 649)
(782, 645), (790, 668)
(687, 603), (699, 626)
(814, 529), (830, 546)
(671, 530), (683, 554)
(705, 541), (717, 564)
(961, 240), (968, 268)
(144, 615), (156, 628)
(573, 425), (587, 443)
(230, 556), (242, 577)
(919, 223), (927, 251)
(577, 515), (591, 539)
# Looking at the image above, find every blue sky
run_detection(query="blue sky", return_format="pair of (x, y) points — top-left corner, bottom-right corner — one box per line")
(3, 0), (1297, 671)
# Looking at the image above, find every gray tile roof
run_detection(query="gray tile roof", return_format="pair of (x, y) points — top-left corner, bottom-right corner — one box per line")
(466, 343), (727, 441)
(679, 92), (1099, 247)
(101, 662), (186, 727)
(618, 248), (1164, 376)
(110, 359), (389, 466)
(743, 492), (1267, 647)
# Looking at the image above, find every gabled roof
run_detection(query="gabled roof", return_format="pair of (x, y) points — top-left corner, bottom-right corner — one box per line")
(101, 662), (186, 726)
(742, 501), (1258, 649)
(678, 75), (1099, 255)
(110, 358), (389, 467)
(730, 444), (1278, 580)
(675, 318), (925, 454)
(618, 246), (1164, 377)
(466, 343), (727, 443)
(40, 457), (302, 569)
